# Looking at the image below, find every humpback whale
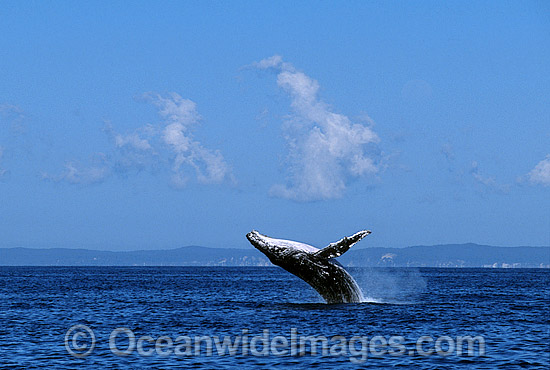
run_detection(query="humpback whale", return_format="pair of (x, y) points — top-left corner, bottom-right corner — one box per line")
(246, 230), (371, 303)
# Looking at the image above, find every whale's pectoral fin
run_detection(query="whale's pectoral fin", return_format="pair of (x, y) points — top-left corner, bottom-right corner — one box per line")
(314, 230), (371, 259)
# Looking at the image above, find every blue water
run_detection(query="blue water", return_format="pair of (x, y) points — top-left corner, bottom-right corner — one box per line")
(0, 267), (548, 369)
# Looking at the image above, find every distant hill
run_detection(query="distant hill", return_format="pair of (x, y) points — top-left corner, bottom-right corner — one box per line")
(338, 243), (550, 268)
(0, 246), (271, 267)
(0, 243), (548, 267)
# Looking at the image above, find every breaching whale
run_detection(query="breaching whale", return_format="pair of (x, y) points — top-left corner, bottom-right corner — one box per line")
(246, 230), (371, 303)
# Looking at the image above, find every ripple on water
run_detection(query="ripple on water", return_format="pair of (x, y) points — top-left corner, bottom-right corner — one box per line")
(0, 267), (548, 369)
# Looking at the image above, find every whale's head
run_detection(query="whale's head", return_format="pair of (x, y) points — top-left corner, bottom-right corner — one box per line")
(246, 230), (318, 264)
(246, 230), (270, 254)
(246, 230), (283, 259)
(246, 230), (268, 249)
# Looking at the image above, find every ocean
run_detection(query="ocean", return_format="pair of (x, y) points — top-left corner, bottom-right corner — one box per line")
(0, 267), (548, 369)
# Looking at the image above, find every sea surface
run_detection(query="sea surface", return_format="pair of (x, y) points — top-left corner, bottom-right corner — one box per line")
(0, 267), (548, 369)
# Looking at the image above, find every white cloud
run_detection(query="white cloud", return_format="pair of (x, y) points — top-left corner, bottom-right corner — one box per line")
(0, 103), (26, 134)
(470, 161), (496, 186)
(254, 55), (379, 201)
(115, 131), (152, 151)
(103, 122), (159, 175)
(440, 143), (454, 162)
(0, 103), (24, 118)
(43, 154), (110, 185)
(252, 55), (294, 71)
(470, 161), (509, 193)
(47, 93), (231, 187)
(144, 93), (231, 187)
(527, 155), (550, 187)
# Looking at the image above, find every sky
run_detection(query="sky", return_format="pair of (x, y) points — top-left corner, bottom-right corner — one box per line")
(0, 1), (549, 250)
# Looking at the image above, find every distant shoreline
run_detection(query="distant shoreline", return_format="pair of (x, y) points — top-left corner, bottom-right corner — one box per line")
(0, 265), (548, 269)
(1, 244), (548, 268)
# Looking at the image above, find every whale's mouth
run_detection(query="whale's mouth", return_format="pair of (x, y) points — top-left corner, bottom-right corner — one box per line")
(245, 230), (260, 242)
(246, 230), (271, 254)
(246, 230), (263, 247)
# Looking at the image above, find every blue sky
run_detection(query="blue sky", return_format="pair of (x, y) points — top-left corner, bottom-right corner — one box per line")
(0, 1), (549, 250)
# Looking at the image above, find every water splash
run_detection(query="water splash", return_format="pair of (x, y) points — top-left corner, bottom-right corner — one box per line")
(352, 268), (427, 305)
